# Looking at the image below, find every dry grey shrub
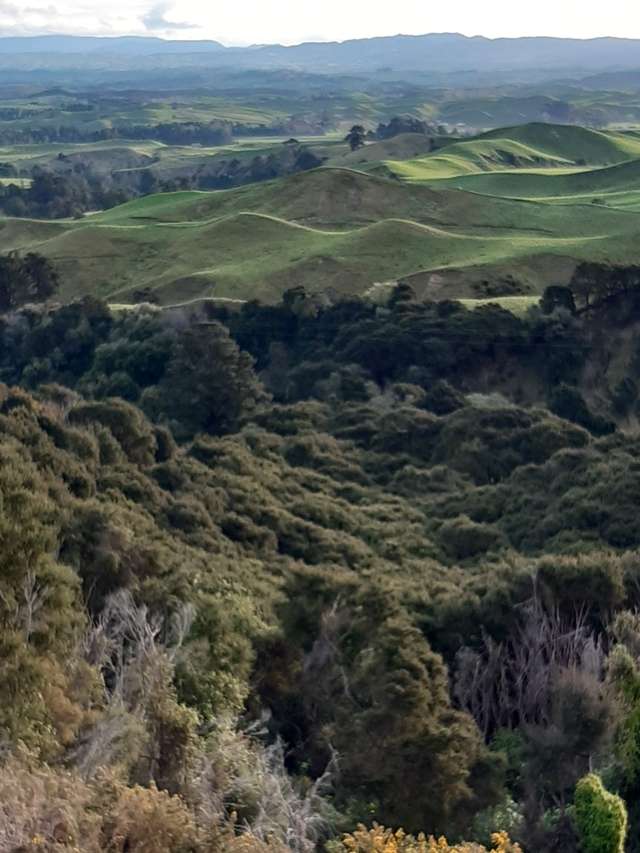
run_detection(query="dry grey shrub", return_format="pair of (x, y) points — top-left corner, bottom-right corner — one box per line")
(454, 595), (605, 736)
(0, 590), (334, 852)
(187, 716), (336, 853)
(71, 591), (334, 851)
(235, 738), (336, 853)
(70, 589), (195, 780)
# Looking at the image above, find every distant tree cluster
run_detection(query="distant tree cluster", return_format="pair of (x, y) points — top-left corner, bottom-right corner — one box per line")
(375, 115), (439, 139)
(0, 251), (58, 310)
(124, 119), (234, 146)
(0, 140), (327, 218)
(0, 169), (132, 218)
(0, 119), (233, 147)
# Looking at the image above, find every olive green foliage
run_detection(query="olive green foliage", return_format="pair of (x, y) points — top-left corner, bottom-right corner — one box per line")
(283, 585), (500, 834)
(608, 633), (640, 833)
(5, 292), (640, 848)
(574, 774), (627, 853)
(0, 437), (83, 752)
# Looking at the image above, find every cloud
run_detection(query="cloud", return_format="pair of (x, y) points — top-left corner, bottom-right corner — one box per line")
(142, 1), (195, 31)
(0, 1), (186, 37)
(0, 0), (112, 35)
(0, 0), (59, 23)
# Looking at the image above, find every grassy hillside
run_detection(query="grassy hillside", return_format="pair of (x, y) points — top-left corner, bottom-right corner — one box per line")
(87, 168), (447, 228)
(417, 157), (640, 210)
(3, 124), (640, 306)
(2, 166), (640, 304)
(386, 140), (577, 182)
(383, 123), (640, 183)
(478, 123), (640, 163)
(83, 167), (638, 234)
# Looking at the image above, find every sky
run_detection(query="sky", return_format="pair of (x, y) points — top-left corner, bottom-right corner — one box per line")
(3, 0), (640, 45)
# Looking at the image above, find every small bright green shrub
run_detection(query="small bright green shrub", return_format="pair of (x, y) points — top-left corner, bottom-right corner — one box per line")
(574, 773), (627, 853)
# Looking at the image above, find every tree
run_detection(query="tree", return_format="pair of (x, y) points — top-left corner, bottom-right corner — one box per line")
(154, 322), (267, 437)
(375, 115), (433, 139)
(292, 584), (502, 835)
(568, 262), (640, 312)
(388, 281), (416, 309)
(20, 252), (60, 303)
(541, 285), (576, 316)
(345, 125), (366, 152)
(0, 251), (59, 311)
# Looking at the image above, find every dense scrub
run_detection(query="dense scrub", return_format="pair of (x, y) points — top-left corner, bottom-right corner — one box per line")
(4, 286), (640, 850)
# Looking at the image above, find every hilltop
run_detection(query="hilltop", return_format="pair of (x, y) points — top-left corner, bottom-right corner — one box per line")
(377, 122), (640, 211)
(2, 161), (640, 304)
(383, 123), (640, 182)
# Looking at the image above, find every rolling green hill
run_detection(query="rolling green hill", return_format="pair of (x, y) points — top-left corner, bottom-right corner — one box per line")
(382, 123), (640, 183)
(2, 165), (640, 305)
(86, 168), (447, 228)
(81, 166), (637, 233)
(478, 123), (640, 163)
(373, 121), (640, 217)
(428, 158), (640, 209)
(385, 140), (577, 182)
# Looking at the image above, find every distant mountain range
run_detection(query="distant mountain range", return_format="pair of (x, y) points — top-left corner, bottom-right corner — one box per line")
(0, 35), (226, 54)
(2, 33), (640, 78)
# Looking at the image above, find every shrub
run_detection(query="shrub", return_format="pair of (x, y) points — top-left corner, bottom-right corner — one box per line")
(439, 516), (505, 560)
(331, 824), (522, 852)
(0, 752), (102, 852)
(105, 783), (198, 853)
(612, 377), (638, 417)
(69, 398), (157, 466)
(536, 553), (625, 617)
(423, 380), (465, 416)
(574, 774), (627, 853)
(549, 384), (615, 436)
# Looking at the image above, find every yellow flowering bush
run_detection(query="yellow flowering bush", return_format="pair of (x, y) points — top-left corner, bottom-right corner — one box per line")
(335, 824), (522, 853)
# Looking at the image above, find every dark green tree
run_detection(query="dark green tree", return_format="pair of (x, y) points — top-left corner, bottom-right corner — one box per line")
(0, 251), (59, 311)
(345, 125), (366, 152)
(153, 322), (267, 437)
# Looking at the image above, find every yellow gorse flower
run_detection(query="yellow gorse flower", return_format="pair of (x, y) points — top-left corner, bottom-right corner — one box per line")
(337, 824), (522, 853)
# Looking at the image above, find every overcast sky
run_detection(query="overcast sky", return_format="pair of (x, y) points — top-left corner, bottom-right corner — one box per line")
(3, 1), (640, 44)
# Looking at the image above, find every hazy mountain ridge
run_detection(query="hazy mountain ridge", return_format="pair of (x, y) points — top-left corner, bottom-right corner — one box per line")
(3, 32), (640, 76)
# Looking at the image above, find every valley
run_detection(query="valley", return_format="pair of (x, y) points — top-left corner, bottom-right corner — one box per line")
(5, 27), (640, 853)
